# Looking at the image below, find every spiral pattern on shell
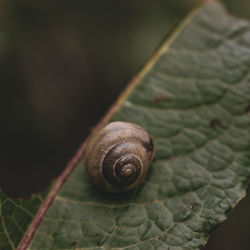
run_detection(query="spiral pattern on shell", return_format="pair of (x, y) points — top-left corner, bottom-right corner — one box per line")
(84, 121), (155, 193)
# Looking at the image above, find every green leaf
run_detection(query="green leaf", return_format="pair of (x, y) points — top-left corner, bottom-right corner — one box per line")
(0, 192), (46, 250)
(1, 0), (250, 249)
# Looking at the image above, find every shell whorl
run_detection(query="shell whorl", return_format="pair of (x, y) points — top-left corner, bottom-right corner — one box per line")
(84, 121), (155, 193)
(102, 142), (143, 187)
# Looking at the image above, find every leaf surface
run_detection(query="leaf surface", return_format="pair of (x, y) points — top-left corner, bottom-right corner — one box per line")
(1, 1), (250, 249)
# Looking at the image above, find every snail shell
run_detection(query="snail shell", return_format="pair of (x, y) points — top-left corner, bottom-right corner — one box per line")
(84, 121), (155, 193)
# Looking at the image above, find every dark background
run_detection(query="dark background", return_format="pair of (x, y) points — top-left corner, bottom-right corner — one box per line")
(0, 0), (249, 249)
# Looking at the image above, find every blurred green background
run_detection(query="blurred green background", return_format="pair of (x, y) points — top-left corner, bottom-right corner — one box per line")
(0, 0), (249, 249)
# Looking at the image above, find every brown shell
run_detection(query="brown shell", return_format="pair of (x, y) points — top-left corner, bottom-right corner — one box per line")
(84, 121), (155, 193)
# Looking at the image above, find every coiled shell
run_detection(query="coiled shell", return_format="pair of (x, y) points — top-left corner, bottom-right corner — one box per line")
(84, 121), (155, 193)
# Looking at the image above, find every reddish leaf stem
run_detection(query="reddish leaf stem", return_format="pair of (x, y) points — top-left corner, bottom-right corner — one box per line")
(18, 74), (140, 250)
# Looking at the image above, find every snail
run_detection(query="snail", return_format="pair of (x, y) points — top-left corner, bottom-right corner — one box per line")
(84, 121), (155, 193)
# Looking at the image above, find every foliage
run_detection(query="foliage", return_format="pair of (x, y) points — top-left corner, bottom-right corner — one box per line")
(1, 1), (250, 249)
